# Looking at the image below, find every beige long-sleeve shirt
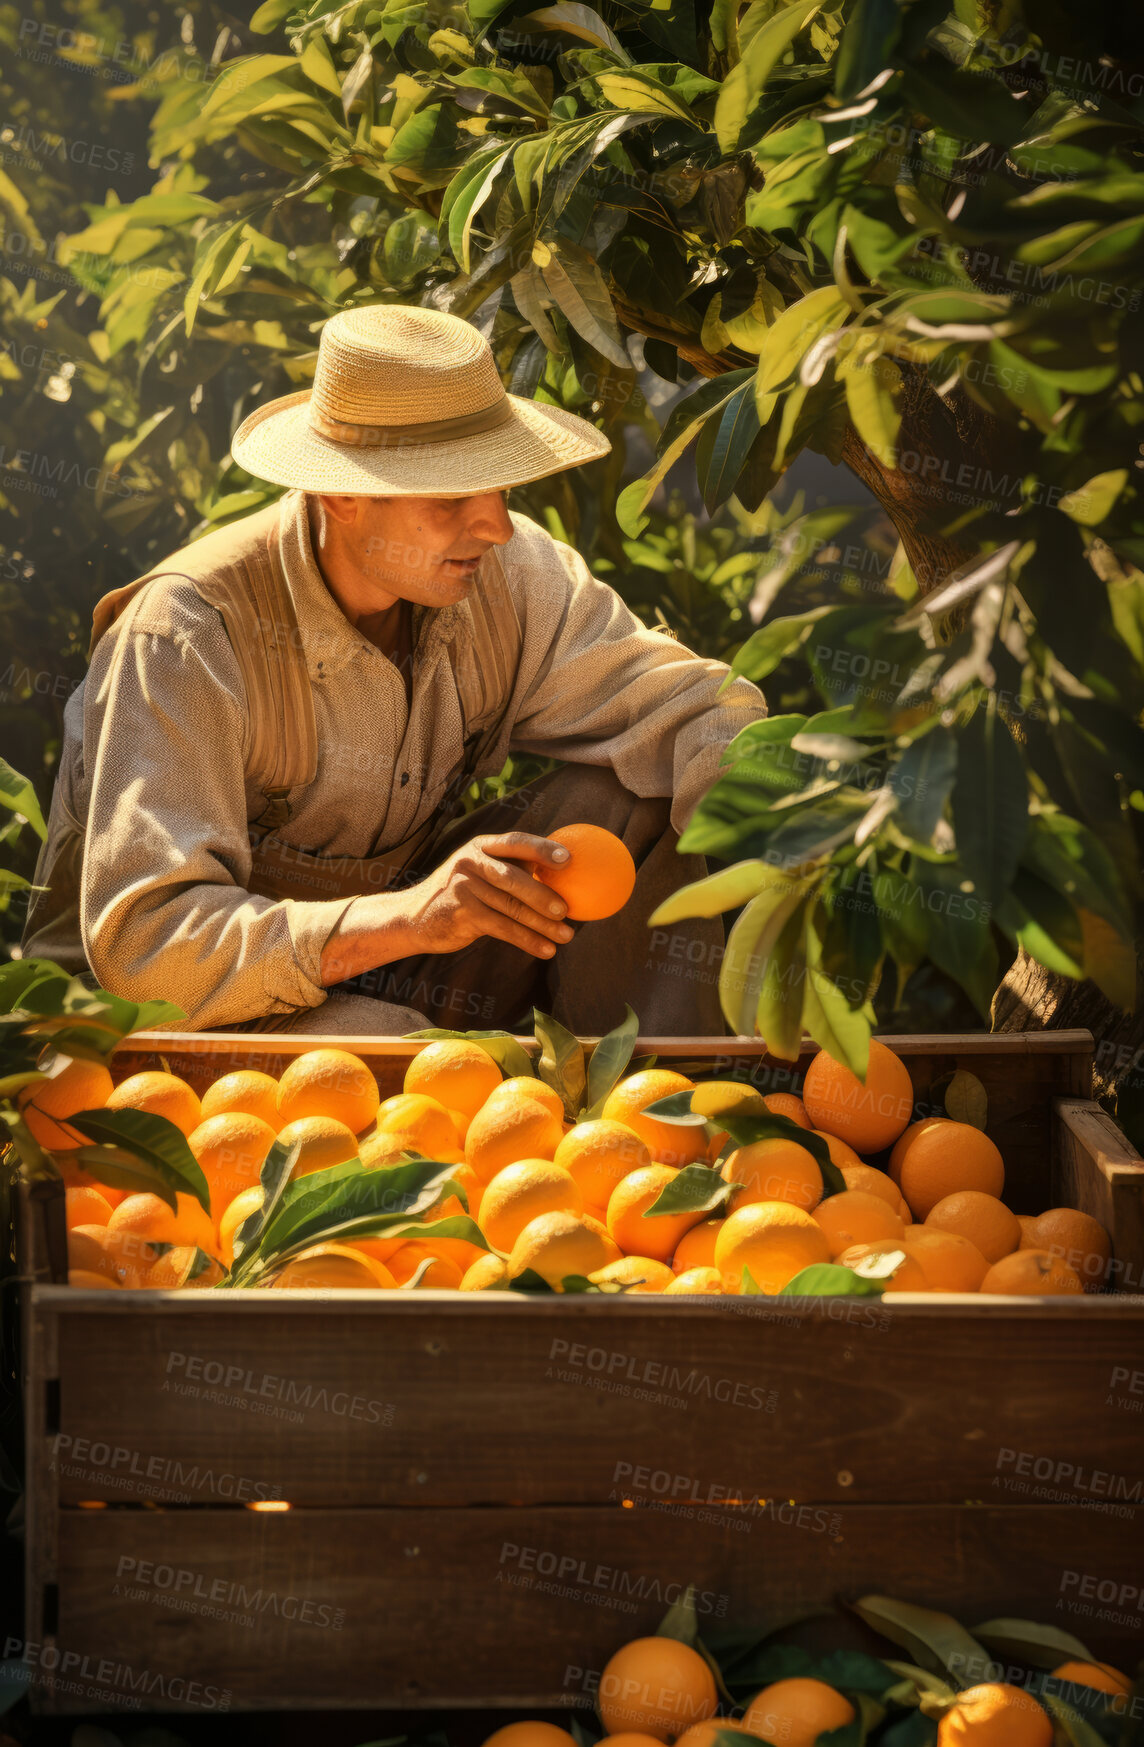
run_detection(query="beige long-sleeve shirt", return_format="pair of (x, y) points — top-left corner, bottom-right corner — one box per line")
(27, 490), (766, 1029)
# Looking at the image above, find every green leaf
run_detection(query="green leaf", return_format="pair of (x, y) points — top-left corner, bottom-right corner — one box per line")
(756, 893), (812, 1063)
(64, 1108), (212, 1216)
(720, 878), (813, 1037)
(619, 373), (753, 536)
(950, 700), (1029, 906)
(802, 916), (870, 1082)
(971, 1619), (1093, 1670)
(696, 380), (761, 515)
(65, 1146), (190, 1214)
(243, 1157), (464, 1281)
(757, 288), (849, 397)
(943, 1070), (987, 1131)
(1038, 1693), (1108, 1747)
(404, 1028), (531, 1078)
(533, 1008), (587, 1120)
(646, 1163), (735, 1218)
(1058, 470), (1128, 527)
(839, 350), (901, 468)
(889, 729), (956, 846)
(584, 1006), (639, 1116)
(536, 237), (629, 368)
(729, 608), (833, 685)
(851, 1598), (990, 1689)
(649, 860), (777, 926)
(715, 0), (821, 151)
(780, 1263), (887, 1296)
(229, 1135), (304, 1274)
(0, 758), (46, 839)
(834, 0), (904, 101)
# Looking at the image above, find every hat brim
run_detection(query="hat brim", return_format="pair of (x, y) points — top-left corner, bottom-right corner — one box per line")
(230, 389), (611, 496)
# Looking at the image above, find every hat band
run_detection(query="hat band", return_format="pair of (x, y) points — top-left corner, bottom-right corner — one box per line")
(308, 395), (513, 449)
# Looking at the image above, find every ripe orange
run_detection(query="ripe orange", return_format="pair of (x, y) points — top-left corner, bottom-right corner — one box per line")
(376, 1092), (461, 1155)
(479, 1159), (583, 1252)
(277, 1048), (380, 1134)
(508, 1210), (619, 1287)
(465, 1094), (562, 1184)
(426, 1159), (483, 1222)
(801, 1038), (914, 1153)
(672, 1217), (723, 1272)
(764, 1093), (812, 1129)
(108, 1191), (215, 1255)
(896, 1119), (1005, 1219)
(200, 1069), (281, 1130)
(188, 1111), (278, 1223)
(58, 1159), (126, 1208)
(1017, 1214), (1038, 1247)
(674, 1725), (754, 1747)
(18, 1056), (114, 1149)
(925, 1191), (1020, 1264)
(902, 1229), (988, 1292)
(144, 1246), (225, 1290)
(403, 1039), (502, 1119)
(590, 1256), (676, 1292)
(936, 1683), (1052, 1746)
(360, 1129), (419, 1169)
(839, 1238), (927, 1292)
(607, 1164), (704, 1263)
(889, 1118), (937, 1183)
(67, 1224), (154, 1288)
(487, 1076), (565, 1122)
(1026, 1207), (1111, 1292)
(743, 1677), (855, 1747)
(690, 1079), (767, 1157)
(722, 1137), (823, 1214)
(278, 1115), (360, 1179)
(387, 1244), (464, 1289)
(664, 1267), (723, 1295)
(554, 1120), (651, 1212)
(219, 1185), (265, 1267)
(460, 1253), (510, 1290)
(270, 1242), (393, 1289)
(481, 1725), (577, 1747)
(601, 1070), (706, 1169)
(839, 1162), (911, 1221)
(64, 1185), (114, 1229)
(68, 1269), (120, 1290)
(980, 1249), (1084, 1295)
(1049, 1661), (1131, 1705)
(715, 1202), (831, 1293)
(811, 1129), (864, 1170)
(534, 822), (637, 920)
(599, 1636), (716, 1739)
(813, 1189), (904, 1257)
(106, 1070), (202, 1138)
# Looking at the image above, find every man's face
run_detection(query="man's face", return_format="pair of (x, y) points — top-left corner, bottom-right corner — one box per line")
(317, 490), (514, 608)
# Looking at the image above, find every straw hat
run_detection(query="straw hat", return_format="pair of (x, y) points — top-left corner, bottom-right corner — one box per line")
(231, 303), (611, 495)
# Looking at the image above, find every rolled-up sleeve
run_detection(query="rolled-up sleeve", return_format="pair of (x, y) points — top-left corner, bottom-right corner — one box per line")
(80, 598), (355, 1030)
(506, 525), (766, 832)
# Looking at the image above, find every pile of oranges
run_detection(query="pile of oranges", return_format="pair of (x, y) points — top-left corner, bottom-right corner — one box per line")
(28, 1035), (1112, 1296)
(477, 1634), (1133, 1747)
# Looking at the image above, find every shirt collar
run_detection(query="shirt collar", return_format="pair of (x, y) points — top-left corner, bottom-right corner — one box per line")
(275, 488), (481, 680)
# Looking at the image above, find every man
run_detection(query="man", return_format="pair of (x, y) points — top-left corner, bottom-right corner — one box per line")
(23, 304), (766, 1035)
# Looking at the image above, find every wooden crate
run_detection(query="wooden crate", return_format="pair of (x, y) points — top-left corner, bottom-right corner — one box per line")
(19, 1030), (1144, 1715)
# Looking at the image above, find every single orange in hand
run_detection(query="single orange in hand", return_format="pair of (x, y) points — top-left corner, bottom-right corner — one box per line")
(534, 823), (636, 921)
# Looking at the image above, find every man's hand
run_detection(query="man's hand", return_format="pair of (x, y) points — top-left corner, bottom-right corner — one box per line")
(319, 832), (574, 986)
(402, 832), (575, 958)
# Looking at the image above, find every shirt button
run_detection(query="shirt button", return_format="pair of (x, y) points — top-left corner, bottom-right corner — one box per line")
(400, 772), (410, 786)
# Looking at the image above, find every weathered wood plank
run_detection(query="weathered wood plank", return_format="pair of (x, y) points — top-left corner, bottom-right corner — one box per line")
(1054, 1098), (1144, 1295)
(39, 1503), (1142, 1713)
(43, 1294), (1144, 1506)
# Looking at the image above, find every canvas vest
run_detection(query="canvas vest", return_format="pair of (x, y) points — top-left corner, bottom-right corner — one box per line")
(21, 502), (524, 972)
